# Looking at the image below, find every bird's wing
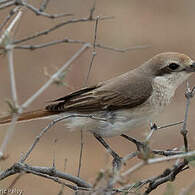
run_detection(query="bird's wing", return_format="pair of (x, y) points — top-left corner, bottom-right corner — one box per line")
(46, 72), (153, 113)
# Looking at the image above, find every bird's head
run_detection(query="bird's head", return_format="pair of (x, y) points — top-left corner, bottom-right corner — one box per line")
(140, 52), (195, 89)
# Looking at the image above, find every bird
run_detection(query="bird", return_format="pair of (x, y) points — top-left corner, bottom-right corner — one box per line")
(0, 52), (195, 166)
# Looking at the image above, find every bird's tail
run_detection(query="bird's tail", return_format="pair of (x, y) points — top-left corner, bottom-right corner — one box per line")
(0, 109), (55, 125)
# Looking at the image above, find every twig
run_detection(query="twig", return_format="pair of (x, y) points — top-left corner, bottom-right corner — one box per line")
(20, 163), (91, 188)
(121, 134), (145, 152)
(0, 114), (19, 158)
(180, 82), (195, 152)
(122, 152), (137, 162)
(157, 121), (184, 130)
(0, 8), (23, 46)
(12, 163), (91, 191)
(0, 1), (14, 10)
(144, 160), (188, 194)
(114, 176), (157, 194)
(14, 38), (86, 49)
(152, 149), (184, 156)
(0, 162), (92, 191)
(147, 150), (195, 164)
(77, 130), (84, 178)
(5, 0), (73, 19)
(0, 7), (20, 32)
(0, 0), (13, 5)
(145, 122), (157, 142)
(95, 43), (150, 53)
(0, 10), (23, 157)
(7, 47), (18, 107)
(76, 16), (100, 180)
(89, 0), (96, 20)
(13, 16), (113, 45)
(84, 16), (99, 85)
(21, 1), (73, 19)
(14, 39), (149, 55)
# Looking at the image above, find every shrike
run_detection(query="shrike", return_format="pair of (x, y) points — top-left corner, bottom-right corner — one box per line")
(0, 52), (195, 165)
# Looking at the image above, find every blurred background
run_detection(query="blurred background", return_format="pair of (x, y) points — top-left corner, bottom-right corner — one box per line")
(0, 0), (195, 194)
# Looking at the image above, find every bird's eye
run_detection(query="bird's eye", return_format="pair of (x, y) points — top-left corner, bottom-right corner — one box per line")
(168, 63), (180, 70)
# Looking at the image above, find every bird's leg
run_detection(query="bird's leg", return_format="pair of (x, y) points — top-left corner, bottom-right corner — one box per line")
(121, 134), (154, 160)
(93, 133), (122, 170)
(121, 134), (144, 151)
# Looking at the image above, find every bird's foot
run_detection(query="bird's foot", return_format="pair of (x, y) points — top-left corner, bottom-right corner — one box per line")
(150, 122), (158, 130)
(112, 154), (122, 171)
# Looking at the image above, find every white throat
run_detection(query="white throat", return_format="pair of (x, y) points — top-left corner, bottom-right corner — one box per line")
(154, 72), (192, 90)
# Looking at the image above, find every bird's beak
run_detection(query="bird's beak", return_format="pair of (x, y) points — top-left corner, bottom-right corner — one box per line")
(186, 61), (195, 72)
(190, 61), (195, 71)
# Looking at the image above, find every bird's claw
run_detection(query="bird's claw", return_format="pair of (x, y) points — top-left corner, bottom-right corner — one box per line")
(112, 155), (122, 170)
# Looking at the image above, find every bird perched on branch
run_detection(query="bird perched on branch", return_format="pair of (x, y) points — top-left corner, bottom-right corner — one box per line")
(0, 52), (195, 166)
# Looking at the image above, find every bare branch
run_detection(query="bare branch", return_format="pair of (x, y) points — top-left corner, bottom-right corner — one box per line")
(21, 1), (73, 19)
(152, 149), (185, 156)
(89, 0), (96, 20)
(0, 162), (92, 191)
(13, 16), (113, 45)
(84, 16), (99, 85)
(95, 43), (150, 52)
(0, 8), (23, 46)
(144, 160), (188, 194)
(0, 0), (13, 5)
(7, 48), (18, 107)
(14, 38), (87, 49)
(157, 121), (184, 130)
(0, 1), (15, 10)
(0, 7), (21, 32)
(0, 114), (19, 158)
(76, 16), (100, 179)
(147, 150), (195, 164)
(77, 130), (84, 178)
(14, 39), (149, 56)
(180, 82), (195, 152)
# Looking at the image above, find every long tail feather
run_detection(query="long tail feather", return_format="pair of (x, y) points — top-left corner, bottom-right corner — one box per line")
(0, 109), (55, 125)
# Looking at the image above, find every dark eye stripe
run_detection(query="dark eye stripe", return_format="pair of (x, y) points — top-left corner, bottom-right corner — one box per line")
(155, 66), (186, 76)
(155, 66), (173, 76)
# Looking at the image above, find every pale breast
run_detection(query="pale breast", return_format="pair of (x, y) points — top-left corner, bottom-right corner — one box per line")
(150, 77), (175, 112)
